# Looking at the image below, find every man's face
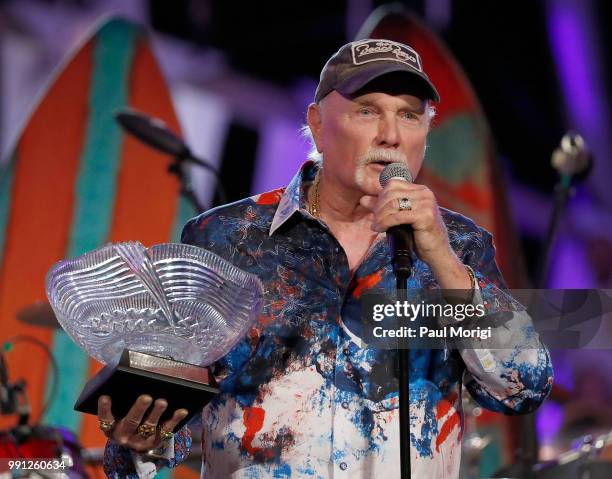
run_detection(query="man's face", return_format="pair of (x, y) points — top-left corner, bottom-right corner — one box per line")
(308, 87), (430, 197)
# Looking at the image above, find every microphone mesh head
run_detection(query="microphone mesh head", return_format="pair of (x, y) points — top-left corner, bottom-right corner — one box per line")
(379, 162), (413, 187)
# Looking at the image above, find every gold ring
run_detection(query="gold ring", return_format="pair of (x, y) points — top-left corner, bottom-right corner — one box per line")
(159, 428), (174, 442)
(98, 419), (115, 435)
(137, 423), (157, 438)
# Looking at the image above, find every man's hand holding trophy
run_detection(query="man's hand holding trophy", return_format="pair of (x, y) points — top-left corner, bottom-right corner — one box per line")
(45, 241), (263, 452)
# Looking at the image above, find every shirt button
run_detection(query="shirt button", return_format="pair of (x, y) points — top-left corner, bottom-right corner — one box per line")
(341, 401), (349, 410)
(340, 462), (348, 470)
(343, 347), (350, 356)
(334, 246), (340, 253)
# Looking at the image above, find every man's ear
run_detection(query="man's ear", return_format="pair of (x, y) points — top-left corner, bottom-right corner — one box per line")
(306, 102), (323, 153)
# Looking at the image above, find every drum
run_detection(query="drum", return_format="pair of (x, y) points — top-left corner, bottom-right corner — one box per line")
(0, 425), (88, 478)
(534, 458), (611, 478)
(532, 431), (612, 479)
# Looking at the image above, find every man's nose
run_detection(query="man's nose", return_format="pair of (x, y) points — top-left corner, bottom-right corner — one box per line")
(375, 115), (400, 148)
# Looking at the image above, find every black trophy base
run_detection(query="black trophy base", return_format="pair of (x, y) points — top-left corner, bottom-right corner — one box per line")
(74, 349), (219, 432)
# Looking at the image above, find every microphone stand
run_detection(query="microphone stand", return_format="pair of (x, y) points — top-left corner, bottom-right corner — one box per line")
(518, 132), (589, 478)
(535, 173), (573, 289)
(167, 150), (227, 214)
(536, 131), (590, 287)
(396, 272), (411, 479)
(387, 227), (413, 478)
(379, 165), (415, 477)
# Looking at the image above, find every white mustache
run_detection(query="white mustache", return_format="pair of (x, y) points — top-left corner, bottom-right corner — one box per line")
(359, 148), (407, 165)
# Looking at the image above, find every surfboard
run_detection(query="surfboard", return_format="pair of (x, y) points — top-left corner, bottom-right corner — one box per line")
(0, 17), (192, 458)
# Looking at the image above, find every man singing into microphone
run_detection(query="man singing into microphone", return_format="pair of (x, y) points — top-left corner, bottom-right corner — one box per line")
(101, 39), (552, 478)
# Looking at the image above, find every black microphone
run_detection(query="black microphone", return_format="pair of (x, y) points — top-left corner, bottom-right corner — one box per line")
(551, 131), (592, 182)
(114, 108), (218, 176)
(380, 163), (414, 278)
(114, 108), (226, 207)
(115, 108), (189, 157)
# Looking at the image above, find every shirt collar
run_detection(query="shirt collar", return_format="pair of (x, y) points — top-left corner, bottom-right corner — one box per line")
(269, 160), (320, 236)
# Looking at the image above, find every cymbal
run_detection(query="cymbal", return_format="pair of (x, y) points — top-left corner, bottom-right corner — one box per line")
(17, 300), (60, 329)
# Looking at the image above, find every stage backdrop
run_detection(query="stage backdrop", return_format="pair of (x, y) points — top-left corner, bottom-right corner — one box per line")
(0, 17), (194, 474)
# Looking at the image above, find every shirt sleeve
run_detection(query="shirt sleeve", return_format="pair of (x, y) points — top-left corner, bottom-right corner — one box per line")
(102, 426), (192, 478)
(458, 227), (554, 415)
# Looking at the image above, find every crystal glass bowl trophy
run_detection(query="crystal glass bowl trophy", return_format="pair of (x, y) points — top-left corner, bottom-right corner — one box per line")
(46, 242), (263, 430)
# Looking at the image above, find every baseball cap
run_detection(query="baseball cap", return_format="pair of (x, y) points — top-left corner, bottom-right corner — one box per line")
(314, 39), (440, 103)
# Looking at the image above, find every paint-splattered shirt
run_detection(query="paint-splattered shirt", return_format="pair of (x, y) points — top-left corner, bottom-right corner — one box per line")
(105, 161), (552, 478)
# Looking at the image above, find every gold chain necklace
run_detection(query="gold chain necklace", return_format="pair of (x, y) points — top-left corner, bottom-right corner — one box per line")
(309, 169), (321, 218)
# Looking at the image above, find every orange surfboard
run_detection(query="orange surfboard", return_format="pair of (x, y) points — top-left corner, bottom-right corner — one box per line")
(0, 17), (190, 460)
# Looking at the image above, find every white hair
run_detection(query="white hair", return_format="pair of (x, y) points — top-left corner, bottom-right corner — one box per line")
(301, 102), (436, 162)
(300, 124), (323, 162)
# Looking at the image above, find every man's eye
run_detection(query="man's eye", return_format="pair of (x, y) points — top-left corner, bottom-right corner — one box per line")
(358, 108), (373, 116)
(401, 111), (418, 120)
